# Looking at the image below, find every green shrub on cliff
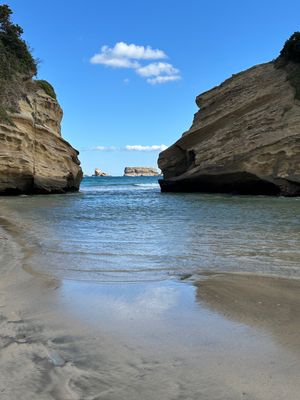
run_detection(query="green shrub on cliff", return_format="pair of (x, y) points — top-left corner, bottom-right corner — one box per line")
(36, 80), (57, 100)
(0, 4), (37, 122)
(279, 32), (300, 63)
(0, 4), (37, 78)
(276, 32), (300, 100)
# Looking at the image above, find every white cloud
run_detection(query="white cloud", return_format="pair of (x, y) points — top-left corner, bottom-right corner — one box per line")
(108, 42), (166, 60)
(90, 54), (140, 69)
(90, 144), (168, 152)
(136, 62), (181, 85)
(125, 144), (168, 151)
(147, 75), (181, 85)
(90, 41), (181, 84)
(136, 62), (179, 77)
(90, 42), (166, 69)
(93, 146), (118, 151)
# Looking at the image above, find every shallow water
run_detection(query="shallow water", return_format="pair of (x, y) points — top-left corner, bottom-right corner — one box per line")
(0, 176), (300, 282)
(1, 177), (300, 400)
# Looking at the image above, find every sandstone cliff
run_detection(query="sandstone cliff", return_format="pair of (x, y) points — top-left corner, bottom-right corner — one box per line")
(158, 61), (300, 196)
(0, 4), (82, 195)
(124, 167), (159, 176)
(0, 80), (82, 194)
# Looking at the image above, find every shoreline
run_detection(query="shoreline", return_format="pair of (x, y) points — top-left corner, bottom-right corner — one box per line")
(1, 210), (300, 399)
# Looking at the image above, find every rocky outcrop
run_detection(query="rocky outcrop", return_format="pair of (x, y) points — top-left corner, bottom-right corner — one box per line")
(124, 167), (159, 176)
(0, 80), (82, 194)
(93, 168), (109, 177)
(158, 62), (300, 196)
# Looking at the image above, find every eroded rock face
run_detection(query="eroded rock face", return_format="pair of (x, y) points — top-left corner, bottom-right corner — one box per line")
(158, 62), (300, 196)
(124, 167), (159, 176)
(0, 81), (82, 194)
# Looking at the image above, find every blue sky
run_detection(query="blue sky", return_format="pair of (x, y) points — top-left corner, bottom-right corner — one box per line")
(7, 0), (300, 175)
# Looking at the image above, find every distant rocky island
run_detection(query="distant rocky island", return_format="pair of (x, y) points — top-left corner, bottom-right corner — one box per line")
(124, 167), (160, 176)
(158, 33), (300, 196)
(92, 168), (110, 177)
(0, 5), (82, 194)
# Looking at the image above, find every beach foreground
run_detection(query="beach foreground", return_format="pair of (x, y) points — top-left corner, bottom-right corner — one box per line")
(1, 222), (300, 400)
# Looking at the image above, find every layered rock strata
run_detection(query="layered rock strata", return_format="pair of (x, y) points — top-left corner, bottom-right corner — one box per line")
(124, 167), (159, 176)
(158, 62), (300, 196)
(0, 81), (82, 194)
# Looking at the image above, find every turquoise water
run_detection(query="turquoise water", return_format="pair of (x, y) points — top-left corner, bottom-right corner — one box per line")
(1, 176), (300, 281)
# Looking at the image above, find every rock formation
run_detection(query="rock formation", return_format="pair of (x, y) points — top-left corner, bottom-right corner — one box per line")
(93, 168), (109, 177)
(0, 81), (82, 194)
(158, 60), (300, 196)
(124, 167), (159, 176)
(0, 4), (82, 195)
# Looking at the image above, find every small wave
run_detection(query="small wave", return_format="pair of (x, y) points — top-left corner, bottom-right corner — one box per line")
(80, 183), (160, 193)
(80, 186), (139, 193)
(133, 183), (160, 188)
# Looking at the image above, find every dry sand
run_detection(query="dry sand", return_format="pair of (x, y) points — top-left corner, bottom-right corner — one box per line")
(1, 222), (300, 399)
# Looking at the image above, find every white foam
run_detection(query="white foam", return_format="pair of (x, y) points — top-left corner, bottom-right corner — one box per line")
(133, 183), (160, 188)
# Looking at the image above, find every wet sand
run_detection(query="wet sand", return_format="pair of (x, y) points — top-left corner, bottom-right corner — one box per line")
(1, 223), (300, 399)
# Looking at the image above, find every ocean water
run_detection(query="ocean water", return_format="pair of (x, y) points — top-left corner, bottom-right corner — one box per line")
(0, 176), (300, 282)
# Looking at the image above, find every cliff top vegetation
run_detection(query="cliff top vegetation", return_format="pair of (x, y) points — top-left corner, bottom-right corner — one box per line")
(0, 4), (56, 122)
(276, 32), (300, 100)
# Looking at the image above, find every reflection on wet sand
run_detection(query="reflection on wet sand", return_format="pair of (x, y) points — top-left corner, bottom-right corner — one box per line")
(2, 267), (300, 399)
(195, 273), (300, 353)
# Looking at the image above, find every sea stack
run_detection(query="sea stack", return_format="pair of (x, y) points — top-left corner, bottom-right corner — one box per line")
(0, 5), (82, 194)
(124, 167), (159, 176)
(158, 34), (300, 196)
(93, 168), (109, 177)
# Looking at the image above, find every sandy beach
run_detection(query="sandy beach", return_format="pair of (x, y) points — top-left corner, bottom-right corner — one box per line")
(1, 216), (300, 400)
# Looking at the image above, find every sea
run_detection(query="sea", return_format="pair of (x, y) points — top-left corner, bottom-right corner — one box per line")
(1, 175), (300, 282)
